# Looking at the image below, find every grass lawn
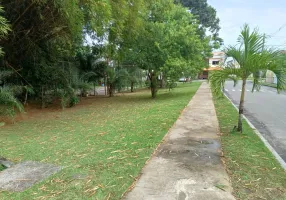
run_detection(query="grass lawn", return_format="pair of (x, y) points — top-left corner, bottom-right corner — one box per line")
(0, 82), (201, 200)
(213, 95), (286, 200)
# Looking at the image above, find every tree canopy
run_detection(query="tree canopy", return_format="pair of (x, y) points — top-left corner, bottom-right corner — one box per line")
(0, 0), (214, 117)
(176, 0), (222, 47)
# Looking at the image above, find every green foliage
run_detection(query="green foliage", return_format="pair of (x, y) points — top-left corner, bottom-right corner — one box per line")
(176, 0), (223, 47)
(0, 86), (24, 118)
(77, 45), (108, 84)
(77, 82), (91, 97)
(210, 24), (286, 132)
(0, 6), (10, 56)
(178, 0), (220, 32)
(210, 24), (286, 96)
(213, 92), (286, 200)
(0, 83), (201, 199)
(166, 80), (178, 91)
(126, 0), (210, 97)
(210, 25), (286, 95)
(106, 67), (130, 96)
(56, 87), (79, 109)
(0, 0), (215, 112)
(0, 70), (24, 118)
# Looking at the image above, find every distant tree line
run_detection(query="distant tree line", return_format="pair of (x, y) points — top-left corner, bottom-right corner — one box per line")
(0, 0), (221, 118)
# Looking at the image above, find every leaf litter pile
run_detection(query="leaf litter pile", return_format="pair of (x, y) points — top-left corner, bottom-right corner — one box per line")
(0, 82), (201, 200)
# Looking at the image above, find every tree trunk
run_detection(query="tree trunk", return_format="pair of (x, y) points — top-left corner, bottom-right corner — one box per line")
(104, 76), (107, 96)
(93, 82), (96, 96)
(160, 73), (165, 88)
(237, 79), (247, 132)
(150, 72), (157, 98)
(24, 90), (28, 105)
(108, 84), (114, 97)
(131, 82), (134, 93)
(41, 86), (45, 109)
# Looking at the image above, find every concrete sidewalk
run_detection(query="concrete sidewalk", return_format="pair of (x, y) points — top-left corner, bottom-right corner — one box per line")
(124, 83), (235, 200)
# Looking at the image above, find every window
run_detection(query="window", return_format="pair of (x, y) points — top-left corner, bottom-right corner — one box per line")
(212, 61), (219, 65)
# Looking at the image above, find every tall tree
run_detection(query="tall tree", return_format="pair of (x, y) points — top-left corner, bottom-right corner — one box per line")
(131, 0), (210, 98)
(0, 5), (24, 117)
(176, 0), (222, 46)
(0, 0), (112, 109)
(210, 24), (286, 132)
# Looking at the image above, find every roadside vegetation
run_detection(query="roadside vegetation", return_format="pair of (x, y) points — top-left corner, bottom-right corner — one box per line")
(210, 24), (286, 132)
(0, 82), (201, 199)
(260, 82), (277, 88)
(0, 0), (221, 121)
(213, 94), (286, 200)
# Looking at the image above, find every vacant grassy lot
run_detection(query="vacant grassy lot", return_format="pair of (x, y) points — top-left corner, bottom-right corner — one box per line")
(0, 82), (201, 200)
(213, 95), (286, 200)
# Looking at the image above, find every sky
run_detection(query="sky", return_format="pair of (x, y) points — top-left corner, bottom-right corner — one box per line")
(208, 0), (286, 49)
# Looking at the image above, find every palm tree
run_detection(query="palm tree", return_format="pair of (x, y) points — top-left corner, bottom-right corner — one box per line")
(0, 86), (24, 117)
(210, 24), (286, 132)
(0, 70), (24, 118)
(77, 46), (108, 96)
(106, 68), (129, 97)
(126, 66), (142, 93)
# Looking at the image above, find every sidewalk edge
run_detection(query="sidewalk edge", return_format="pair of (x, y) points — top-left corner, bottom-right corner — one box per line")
(223, 93), (286, 170)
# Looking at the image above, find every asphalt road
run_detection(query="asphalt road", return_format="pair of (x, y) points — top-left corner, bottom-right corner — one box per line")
(224, 81), (286, 162)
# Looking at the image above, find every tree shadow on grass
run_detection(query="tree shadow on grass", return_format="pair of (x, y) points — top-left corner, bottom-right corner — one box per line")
(114, 89), (196, 104)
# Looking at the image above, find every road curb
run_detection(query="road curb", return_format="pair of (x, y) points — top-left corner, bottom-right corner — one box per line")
(223, 92), (286, 170)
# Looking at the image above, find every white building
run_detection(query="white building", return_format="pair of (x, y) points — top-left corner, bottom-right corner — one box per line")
(199, 51), (225, 79)
(209, 52), (226, 67)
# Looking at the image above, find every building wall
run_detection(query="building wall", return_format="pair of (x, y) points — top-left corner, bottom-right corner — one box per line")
(208, 52), (225, 68)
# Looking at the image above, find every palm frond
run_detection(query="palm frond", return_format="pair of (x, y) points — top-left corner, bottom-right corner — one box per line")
(0, 70), (14, 81)
(238, 24), (265, 56)
(228, 75), (238, 87)
(209, 68), (242, 96)
(0, 87), (24, 116)
(224, 46), (244, 68)
(0, 6), (11, 56)
(81, 71), (98, 80)
(267, 54), (286, 93)
(225, 24), (269, 78)
(251, 71), (262, 92)
(23, 85), (35, 95)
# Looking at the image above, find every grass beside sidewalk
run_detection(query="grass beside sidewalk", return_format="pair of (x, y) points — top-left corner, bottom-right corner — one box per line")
(213, 95), (286, 200)
(0, 165), (5, 172)
(0, 82), (201, 200)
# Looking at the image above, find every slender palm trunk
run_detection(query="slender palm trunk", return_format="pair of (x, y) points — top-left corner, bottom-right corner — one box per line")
(131, 82), (134, 93)
(24, 90), (28, 105)
(41, 86), (45, 109)
(108, 84), (114, 97)
(237, 78), (246, 132)
(160, 73), (165, 88)
(150, 72), (157, 98)
(104, 76), (107, 96)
